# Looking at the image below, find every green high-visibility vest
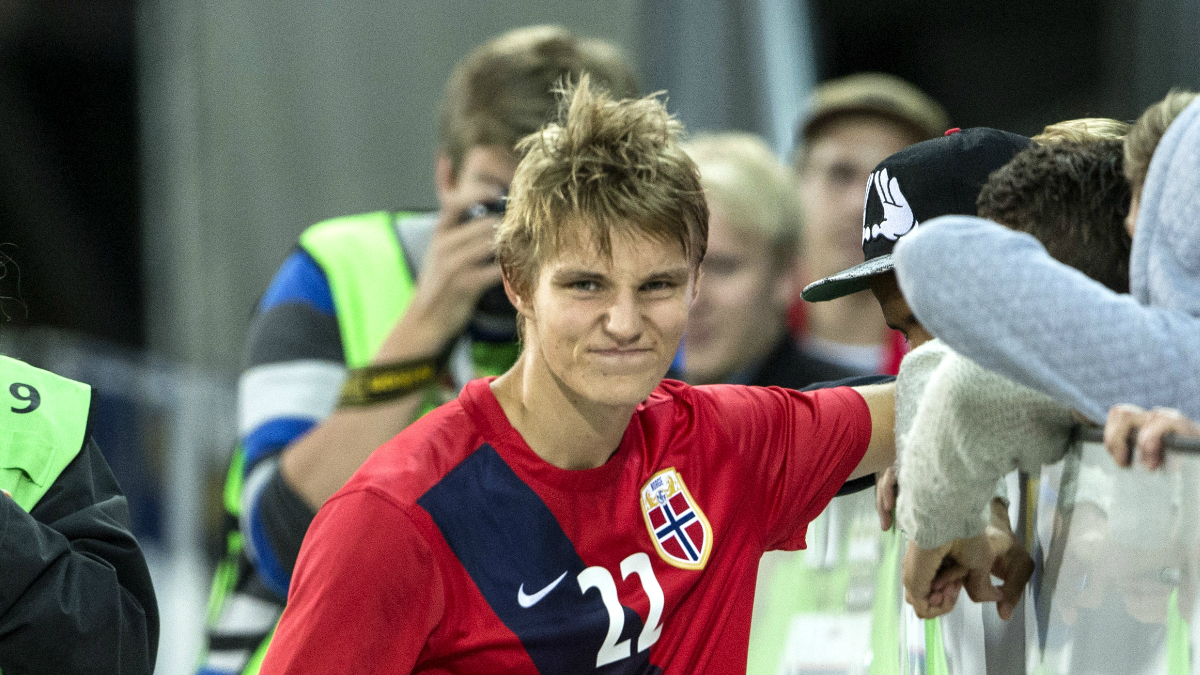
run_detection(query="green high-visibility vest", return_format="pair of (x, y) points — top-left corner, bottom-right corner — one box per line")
(0, 355), (90, 513)
(204, 211), (519, 675)
(298, 211), (419, 369)
(300, 210), (517, 379)
(0, 357), (91, 675)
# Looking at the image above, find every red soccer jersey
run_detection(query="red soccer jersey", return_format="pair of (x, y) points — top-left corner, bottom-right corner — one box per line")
(261, 378), (872, 675)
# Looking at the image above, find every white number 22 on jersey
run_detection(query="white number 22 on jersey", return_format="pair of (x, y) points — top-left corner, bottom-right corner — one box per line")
(576, 552), (665, 667)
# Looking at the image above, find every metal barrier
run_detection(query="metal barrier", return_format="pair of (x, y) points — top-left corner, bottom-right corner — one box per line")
(1031, 439), (1200, 675)
(0, 327), (236, 675)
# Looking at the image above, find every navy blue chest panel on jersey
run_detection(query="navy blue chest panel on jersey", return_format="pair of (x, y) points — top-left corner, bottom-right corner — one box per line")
(417, 444), (662, 675)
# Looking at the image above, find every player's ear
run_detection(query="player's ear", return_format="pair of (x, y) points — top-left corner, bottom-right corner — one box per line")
(434, 152), (457, 208)
(502, 268), (531, 318)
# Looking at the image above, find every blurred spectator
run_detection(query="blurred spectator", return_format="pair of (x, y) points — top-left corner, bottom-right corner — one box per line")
(894, 133), (1134, 618)
(683, 132), (893, 675)
(892, 92), (1200, 432)
(791, 73), (947, 375)
(198, 26), (639, 675)
(680, 132), (855, 388)
(800, 127), (1031, 666)
(0, 350), (158, 674)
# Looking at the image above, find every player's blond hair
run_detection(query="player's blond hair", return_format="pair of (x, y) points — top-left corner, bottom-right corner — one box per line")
(1033, 117), (1130, 144)
(1124, 89), (1199, 193)
(438, 25), (639, 176)
(497, 76), (707, 298)
(685, 132), (804, 266)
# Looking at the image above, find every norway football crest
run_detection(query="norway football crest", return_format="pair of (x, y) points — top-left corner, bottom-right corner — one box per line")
(640, 468), (712, 570)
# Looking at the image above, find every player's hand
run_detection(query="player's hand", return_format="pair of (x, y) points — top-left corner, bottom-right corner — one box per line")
(1105, 404), (1199, 470)
(876, 465), (898, 531)
(377, 188), (505, 362)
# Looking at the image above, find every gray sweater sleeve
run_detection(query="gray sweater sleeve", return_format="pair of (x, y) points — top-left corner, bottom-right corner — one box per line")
(893, 216), (1200, 423)
(896, 351), (1074, 549)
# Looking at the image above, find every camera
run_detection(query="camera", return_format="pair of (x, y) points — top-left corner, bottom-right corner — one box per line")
(460, 197), (517, 343)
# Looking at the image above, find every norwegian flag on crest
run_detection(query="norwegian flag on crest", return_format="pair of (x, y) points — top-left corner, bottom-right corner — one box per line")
(639, 468), (712, 570)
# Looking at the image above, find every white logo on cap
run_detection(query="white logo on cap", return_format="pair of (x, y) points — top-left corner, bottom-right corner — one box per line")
(862, 168), (918, 243)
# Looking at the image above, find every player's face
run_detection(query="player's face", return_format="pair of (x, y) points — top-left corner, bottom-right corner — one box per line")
(520, 228), (696, 408)
(869, 272), (933, 348)
(684, 205), (792, 384)
(797, 116), (917, 281)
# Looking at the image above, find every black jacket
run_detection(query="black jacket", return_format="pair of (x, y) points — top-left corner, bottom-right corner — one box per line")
(747, 336), (861, 389)
(0, 436), (159, 674)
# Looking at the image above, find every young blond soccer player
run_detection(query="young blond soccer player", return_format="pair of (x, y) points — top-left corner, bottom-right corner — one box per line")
(259, 78), (896, 675)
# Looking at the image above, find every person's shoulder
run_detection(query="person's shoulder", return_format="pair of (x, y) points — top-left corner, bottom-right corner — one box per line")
(341, 398), (485, 507)
(0, 354), (86, 390)
(258, 248), (336, 316)
(899, 339), (952, 377)
(638, 378), (733, 413)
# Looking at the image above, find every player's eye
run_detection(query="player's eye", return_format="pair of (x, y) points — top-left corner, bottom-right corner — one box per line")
(642, 280), (674, 292)
(569, 279), (600, 292)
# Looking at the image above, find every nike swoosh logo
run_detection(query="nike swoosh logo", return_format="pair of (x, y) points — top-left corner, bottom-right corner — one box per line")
(517, 571), (568, 608)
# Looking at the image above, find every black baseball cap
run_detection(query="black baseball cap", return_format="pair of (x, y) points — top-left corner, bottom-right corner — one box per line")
(801, 127), (1031, 302)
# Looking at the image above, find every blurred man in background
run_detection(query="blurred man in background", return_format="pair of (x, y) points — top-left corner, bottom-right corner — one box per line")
(197, 25), (639, 675)
(800, 127), (1031, 674)
(680, 132), (855, 389)
(680, 132), (902, 675)
(791, 73), (947, 376)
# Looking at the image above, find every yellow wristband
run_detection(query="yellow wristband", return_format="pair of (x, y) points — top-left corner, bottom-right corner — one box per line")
(337, 357), (444, 407)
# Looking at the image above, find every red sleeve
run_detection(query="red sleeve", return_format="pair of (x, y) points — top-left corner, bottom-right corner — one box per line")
(259, 489), (443, 675)
(700, 385), (872, 551)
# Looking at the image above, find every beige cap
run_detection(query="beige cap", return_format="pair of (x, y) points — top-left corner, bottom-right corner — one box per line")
(799, 72), (949, 144)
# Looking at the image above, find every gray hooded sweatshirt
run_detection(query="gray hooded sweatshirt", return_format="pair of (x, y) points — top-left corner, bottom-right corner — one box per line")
(892, 97), (1200, 423)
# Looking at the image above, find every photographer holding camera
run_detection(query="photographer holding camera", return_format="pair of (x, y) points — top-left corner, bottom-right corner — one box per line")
(197, 26), (638, 675)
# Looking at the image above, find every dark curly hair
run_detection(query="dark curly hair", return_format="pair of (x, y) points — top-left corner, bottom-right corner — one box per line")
(977, 139), (1131, 293)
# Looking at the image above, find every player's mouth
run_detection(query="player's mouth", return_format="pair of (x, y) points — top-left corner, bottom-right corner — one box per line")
(587, 347), (657, 365)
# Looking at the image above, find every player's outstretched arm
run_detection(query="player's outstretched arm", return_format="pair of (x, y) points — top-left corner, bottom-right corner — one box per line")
(847, 383), (895, 480)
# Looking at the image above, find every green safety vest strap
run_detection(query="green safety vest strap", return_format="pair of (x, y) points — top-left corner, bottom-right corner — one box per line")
(925, 613), (949, 675)
(299, 211), (418, 369)
(0, 355), (91, 512)
(870, 527), (902, 675)
(243, 626), (275, 675)
(1168, 588), (1190, 675)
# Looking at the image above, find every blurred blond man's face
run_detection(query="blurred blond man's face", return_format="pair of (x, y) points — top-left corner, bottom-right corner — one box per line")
(683, 205), (793, 384)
